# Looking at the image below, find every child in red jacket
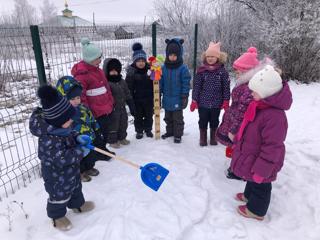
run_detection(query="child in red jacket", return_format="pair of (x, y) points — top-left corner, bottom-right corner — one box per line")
(71, 38), (114, 143)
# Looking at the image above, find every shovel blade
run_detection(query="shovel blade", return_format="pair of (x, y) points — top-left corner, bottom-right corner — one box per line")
(140, 163), (169, 191)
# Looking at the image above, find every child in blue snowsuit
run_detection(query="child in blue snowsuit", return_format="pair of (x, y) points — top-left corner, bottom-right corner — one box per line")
(29, 85), (94, 231)
(56, 76), (114, 182)
(160, 38), (191, 143)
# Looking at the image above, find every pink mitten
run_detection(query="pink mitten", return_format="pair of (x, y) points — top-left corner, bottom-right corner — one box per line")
(190, 101), (198, 112)
(252, 173), (264, 184)
(221, 100), (230, 110)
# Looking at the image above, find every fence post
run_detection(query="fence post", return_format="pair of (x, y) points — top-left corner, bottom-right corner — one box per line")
(151, 23), (161, 140)
(152, 23), (157, 56)
(193, 23), (198, 78)
(30, 25), (47, 86)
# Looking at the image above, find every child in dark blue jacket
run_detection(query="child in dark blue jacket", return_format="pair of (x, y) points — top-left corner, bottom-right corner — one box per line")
(29, 85), (95, 231)
(160, 38), (191, 143)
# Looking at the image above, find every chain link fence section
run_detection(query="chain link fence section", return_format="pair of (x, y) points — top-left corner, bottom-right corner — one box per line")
(0, 27), (40, 200)
(38, 24), (153, 85)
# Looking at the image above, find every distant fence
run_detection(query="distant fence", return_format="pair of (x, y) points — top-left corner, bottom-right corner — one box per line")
(0, 23), (196, 200)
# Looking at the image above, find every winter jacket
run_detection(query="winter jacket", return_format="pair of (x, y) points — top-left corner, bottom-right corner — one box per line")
(125, 64), (153, 103)
(192, 64), (230, 108)
(72, 105), (101, 141)
(230, 82), (293, 182)
(29, 108), (84, 201)
(71, 61), (114, 118)
(216, 83), (253, 146)
(160, 64), (191, 111)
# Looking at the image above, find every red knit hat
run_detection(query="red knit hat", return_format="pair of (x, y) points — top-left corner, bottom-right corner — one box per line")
(233, 47), (259, 72)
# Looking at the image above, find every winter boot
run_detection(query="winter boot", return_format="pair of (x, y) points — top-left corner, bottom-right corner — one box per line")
(73, 201), (95, 213)
(210, 128), (218, 145)
(119, 139), (130, 145)
(86, 168), (100, 176)
(174, 137), (181, 143)
(53, 216), (72, 231)
(161, 132), (173, 139)
(237, 205), (264, 221)
(136, 132), (143, 139)
(200, 129), (208, 146)
(81, 172), (92, 182)
(235, 193), (248, 203)
(110, 141), (121, 148)
(145, 131), (153, 138)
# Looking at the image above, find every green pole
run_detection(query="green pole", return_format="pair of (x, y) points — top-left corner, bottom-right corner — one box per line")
(152, 23), (157, 56)
(30, 25), (47, 86)
(193, 23), (198, 78)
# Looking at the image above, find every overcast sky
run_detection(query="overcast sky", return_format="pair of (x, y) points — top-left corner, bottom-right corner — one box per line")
(0, 0), (154, 23)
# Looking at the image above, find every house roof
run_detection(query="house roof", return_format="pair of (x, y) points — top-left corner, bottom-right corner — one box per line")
(40, 15), (92, 27)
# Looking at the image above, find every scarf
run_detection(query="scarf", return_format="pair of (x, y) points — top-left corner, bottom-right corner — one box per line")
(236, 100), (270, 141)
(197, 63), (221, 74)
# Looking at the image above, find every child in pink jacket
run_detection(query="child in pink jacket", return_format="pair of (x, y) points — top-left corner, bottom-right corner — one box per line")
(72, 38), (114, 143)
(231, 65), (292, 220)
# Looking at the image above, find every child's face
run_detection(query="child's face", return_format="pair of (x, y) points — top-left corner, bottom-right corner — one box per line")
(135, 59), (146, 69)
(168, 54), (177, 62)
(252, 91), (262, 101)
(90, 56), (102, 67)
(61, 119), (73, 128)
(69, 96), (81, 107)
(234, 69), (243, 79)
(206, 56), (218, 65)
(109, 69), (118, 76)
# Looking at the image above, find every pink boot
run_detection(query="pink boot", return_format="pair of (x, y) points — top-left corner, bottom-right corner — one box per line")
(237, 205), (264, 221)
(235, 193), (248, 202)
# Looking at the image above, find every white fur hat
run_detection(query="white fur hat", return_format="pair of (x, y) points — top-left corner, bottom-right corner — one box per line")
(248, 65), (283, 99)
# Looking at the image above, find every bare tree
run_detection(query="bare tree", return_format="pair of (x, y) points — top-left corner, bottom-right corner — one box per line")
(40, 0), (57, 24)
(233, 0), (320, 82)
(11, 0), (38, 26)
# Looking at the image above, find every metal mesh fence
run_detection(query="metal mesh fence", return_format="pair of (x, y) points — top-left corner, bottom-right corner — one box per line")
(0, 23), (196, 200)
(0, 27), (40, 200)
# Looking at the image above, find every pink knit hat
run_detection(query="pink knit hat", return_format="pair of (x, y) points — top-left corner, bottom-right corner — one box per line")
(205, 42), (221, 58)
(233, 47), (259, 72)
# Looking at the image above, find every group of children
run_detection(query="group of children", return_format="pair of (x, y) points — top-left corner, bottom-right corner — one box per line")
(29, 36), (292, 230)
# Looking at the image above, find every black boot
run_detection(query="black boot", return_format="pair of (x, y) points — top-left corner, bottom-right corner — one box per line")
(210, 128), (218, 145)
(174, 137), (181, 143)
(145, 131), (153, 138)
(136, 132), (143, 139)
(161, 132), (173, 139)
(200, 129), (207, 146)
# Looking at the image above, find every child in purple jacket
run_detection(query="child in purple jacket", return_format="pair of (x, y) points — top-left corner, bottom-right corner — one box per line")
(216, 47), (260, 152)
(231, 65), (292, 221)
(190, 42), (230, 146)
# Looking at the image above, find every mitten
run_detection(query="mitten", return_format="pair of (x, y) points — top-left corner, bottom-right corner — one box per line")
(252, 173), (264, 184)
(181, 95), (189, 109)
(190, 100), (198, 112)
(81, 146), (90, 157)
(76, 134), (92, 146)
(221, 100), (230, 110)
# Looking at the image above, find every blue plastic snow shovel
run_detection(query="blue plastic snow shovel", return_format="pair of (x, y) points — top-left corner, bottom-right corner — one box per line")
(87, 145), (169, 191)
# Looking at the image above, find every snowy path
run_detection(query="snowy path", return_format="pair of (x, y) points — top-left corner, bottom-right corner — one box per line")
(1, 81), (320, 240)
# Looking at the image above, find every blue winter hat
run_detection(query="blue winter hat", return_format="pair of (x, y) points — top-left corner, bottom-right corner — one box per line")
(81, 38), (102, 63)
(56, 76), (83, 100)
(37, 85), (76, 127)
(132, 42), (147, 62)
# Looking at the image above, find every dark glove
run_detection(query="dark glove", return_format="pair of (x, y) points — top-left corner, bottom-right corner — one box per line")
(126, 99), (135, 116)
(181, 95), (189, 109)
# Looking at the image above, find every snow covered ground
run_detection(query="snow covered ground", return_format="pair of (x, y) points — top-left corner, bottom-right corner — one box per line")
(0, 81), (319, 240)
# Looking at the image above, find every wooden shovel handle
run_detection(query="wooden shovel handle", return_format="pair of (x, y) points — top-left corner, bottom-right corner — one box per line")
(93, 147), (141, 169)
